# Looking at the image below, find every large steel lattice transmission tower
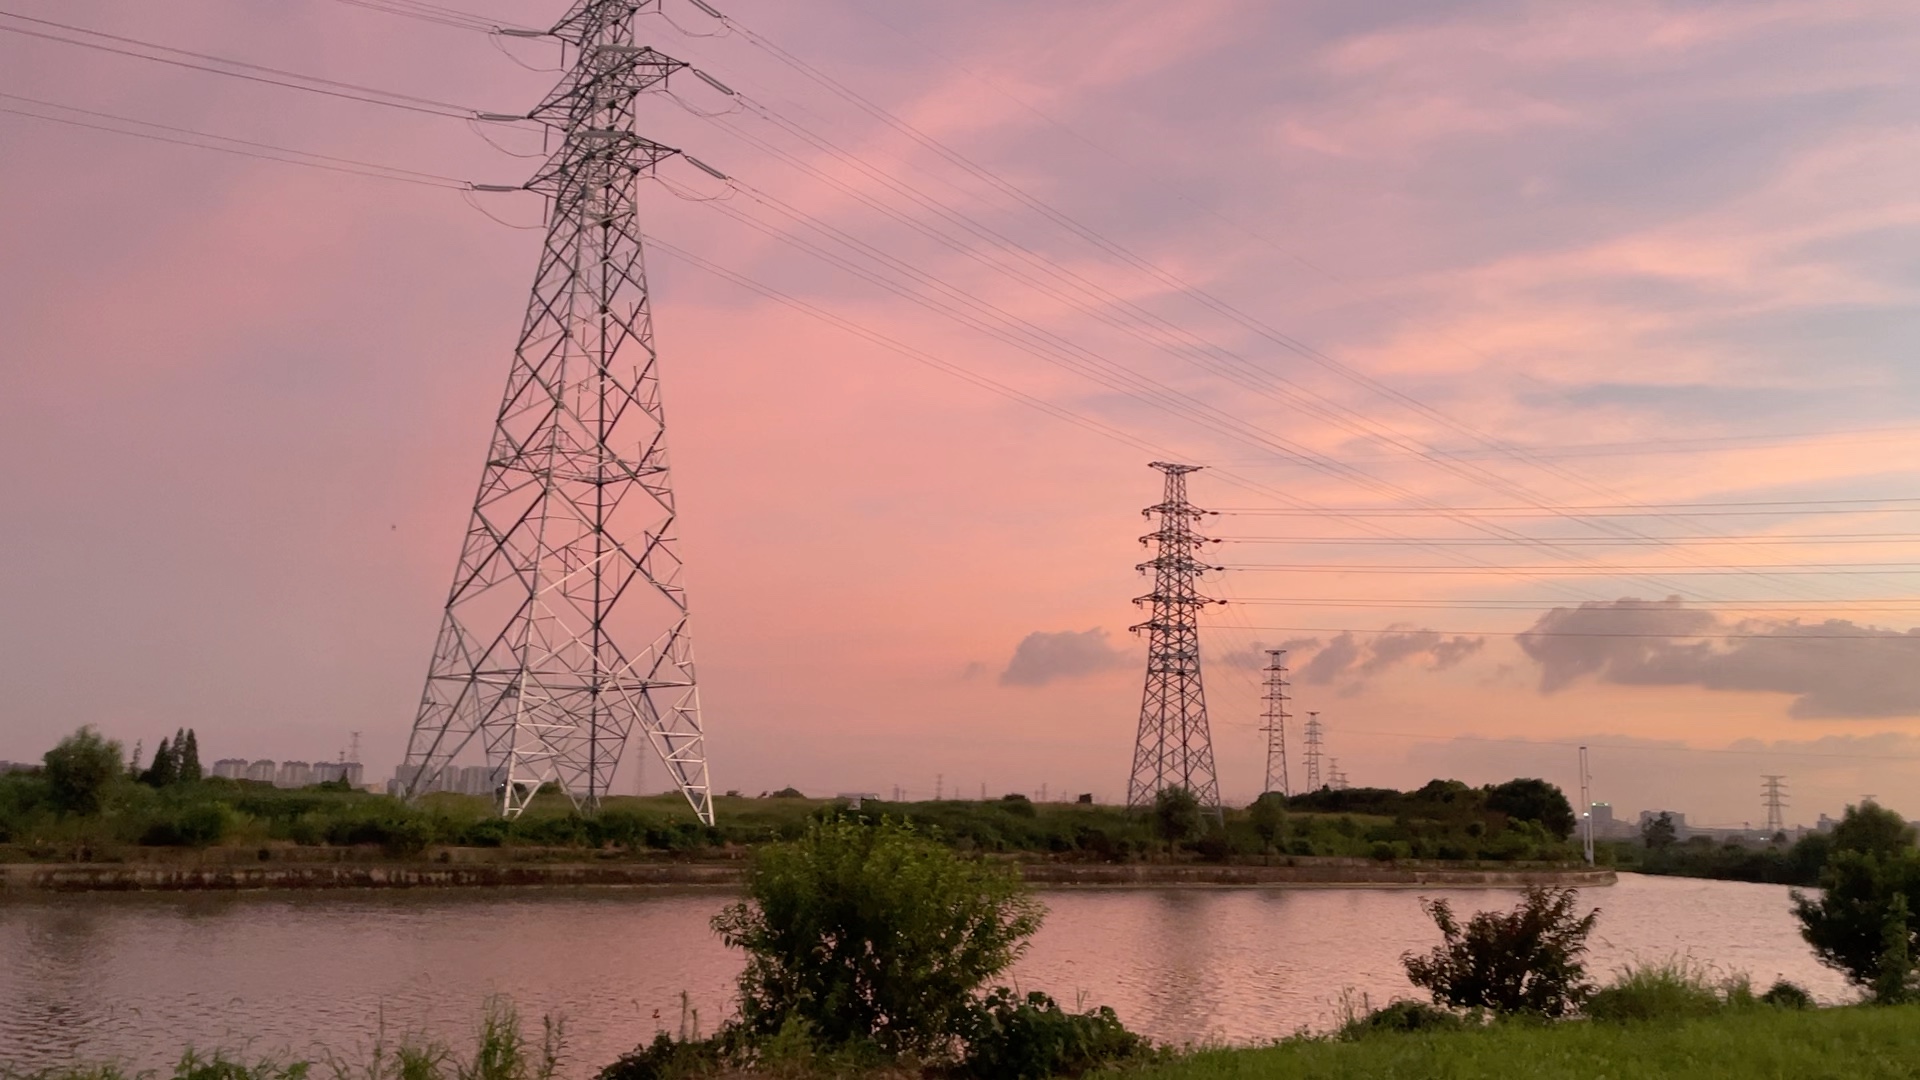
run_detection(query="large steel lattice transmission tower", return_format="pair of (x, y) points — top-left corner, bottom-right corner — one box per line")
(1125, 462), (1224, 814)
(401, 0), (712, 823)
(1260, 649), (1291, 797)
(1762, 775), (1788, 835)
(1303, 711), (1324, 791)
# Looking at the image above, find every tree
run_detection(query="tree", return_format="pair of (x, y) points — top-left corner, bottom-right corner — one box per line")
(1833, 801), (1915, 860)
(1248, 792), (1286, 853)
(141, 736), (177, 788)
(177, 728), (203, 783)
(712, 816), (1044, 1054)
(43, 727), (125, 817)
(1641, 811), (1678, 852)
(1793, 802), (1920, 1000)
(1151, 787), (1205, 854)
(1484, 778), (1576, 841)
(1402, 886), (1599, 1017)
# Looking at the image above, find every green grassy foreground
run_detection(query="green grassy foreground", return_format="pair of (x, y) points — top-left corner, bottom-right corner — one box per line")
(1136, 1005), (1920, 1080)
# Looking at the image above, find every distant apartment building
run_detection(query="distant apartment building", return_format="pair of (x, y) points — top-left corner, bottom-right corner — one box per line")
(311, 761), (365, 787)
(211, 758), (248, 780)
(388, 762), (501, 797)
(245, 759), (277, 783)
(276, 761), (314, 788)
(0, 760), (33, 775)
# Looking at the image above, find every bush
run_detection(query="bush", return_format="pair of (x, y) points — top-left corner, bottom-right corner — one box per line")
(1584, 959), (1726, 1023)
(594, 1031), (726, 1080)
(1402, 886), (1599, 1017)
(1791, 802), (1920, 1000)
(711, 815), (1044, 1054)
(43, 727), (124, 817)
(139, 803), (229, 847)
(1152, 787), (1205, 852)
(1338, 999), (1467, 1039)
(1761, 979), (1814, 1009)
(958, 988), (1147, 1079)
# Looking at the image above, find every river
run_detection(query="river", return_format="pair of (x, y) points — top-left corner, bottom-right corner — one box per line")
(0, 874), (1848, 1071)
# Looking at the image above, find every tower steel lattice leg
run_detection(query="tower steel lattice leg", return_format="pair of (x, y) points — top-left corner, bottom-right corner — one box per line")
(400, 0), (713, 823)
(1125, 462), (1223, 816)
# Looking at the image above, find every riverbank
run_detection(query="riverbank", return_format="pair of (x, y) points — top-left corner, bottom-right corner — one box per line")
(8, 1003), (1908, 1080)
(1133, 1003), (1913, 1079)
(0, 857), (1614, 892)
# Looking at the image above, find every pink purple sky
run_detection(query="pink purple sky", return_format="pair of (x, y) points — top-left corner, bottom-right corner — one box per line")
(7, 0), (1920, 826)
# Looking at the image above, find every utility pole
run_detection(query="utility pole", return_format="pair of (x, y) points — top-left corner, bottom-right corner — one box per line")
(1762, 775), (1788, 836)
(1579, 745), (1594, 866)
(400, 0), (713, 823)
(935, 773), (944, 801)
(1303, 711), (1324, 791)
(1125, 463), (1225, 817)
(1260, 649), (1292, 797)
(1328, 758), (1349, 791)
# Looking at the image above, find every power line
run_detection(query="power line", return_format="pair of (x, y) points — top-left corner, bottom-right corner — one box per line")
(0, 10), (511, 120)
(1215, 533), (1920, 545)
(1216, 623), (1920, 641)
(0, 91), (478, 187)
(0, 100), (478, 188)
(1222, 563), (1920, 575)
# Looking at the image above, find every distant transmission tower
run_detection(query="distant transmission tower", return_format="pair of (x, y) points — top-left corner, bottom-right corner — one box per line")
(401, 1), (712, 823)
(1303, 711), (1324, 790)
(1762, 775), (1788, 835)
(1125, 462), (1223, 814)
(1260, 649), (1291, 796)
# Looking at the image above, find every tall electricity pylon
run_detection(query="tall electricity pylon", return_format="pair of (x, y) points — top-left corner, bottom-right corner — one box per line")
(1303, 711), (1324, 791)
(1126, 462), (1223, 815)
(1260, 649), (1291, 797)
(401, 0), (713, 823)
(1762, 775), (1788, 836)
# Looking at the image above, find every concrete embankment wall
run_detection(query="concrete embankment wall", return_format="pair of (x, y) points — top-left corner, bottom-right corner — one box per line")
(0, 859), (1612, 893)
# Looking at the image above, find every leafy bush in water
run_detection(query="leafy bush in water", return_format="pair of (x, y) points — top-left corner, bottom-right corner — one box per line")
(957, 988), (1147, 1080)
(1402, 886), (1599, 1017)
(1584, 959), (1728, 1023)
(711, 815), (1044, 1054)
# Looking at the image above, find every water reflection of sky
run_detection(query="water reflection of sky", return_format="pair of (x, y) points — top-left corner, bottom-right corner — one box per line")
(0, 875), (1848, 1070)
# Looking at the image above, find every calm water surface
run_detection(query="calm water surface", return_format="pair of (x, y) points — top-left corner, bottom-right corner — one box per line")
(0, 874), (1848, 1070)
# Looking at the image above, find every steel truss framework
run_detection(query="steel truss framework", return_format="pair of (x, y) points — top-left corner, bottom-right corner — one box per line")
(1125, 462), (1223, 814)
(1261, 649), (1291, 797)
(401, 0), (713, 823)
(1303, 712), (1323, 791)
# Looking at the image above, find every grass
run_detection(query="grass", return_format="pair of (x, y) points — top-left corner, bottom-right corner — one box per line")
(1584, 957), (1754, 1023)
(1131, 1003), (1920, 1080)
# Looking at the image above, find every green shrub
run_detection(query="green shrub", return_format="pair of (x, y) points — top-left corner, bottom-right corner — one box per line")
(1402, 886), (1599, 1017)
(1584, 959), (1725, 1023)
(1762, 979), (1814, 1009)
(711, 815), (1044, 1054)
(1338, 999), (1467, 1039)
(139, 803), (229, 848)
(593, 1032), (724, 1080)
(43, 727), (124, 817)
(1792, 802), (1920, 1000)
(958, 988), (1148, 1080)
